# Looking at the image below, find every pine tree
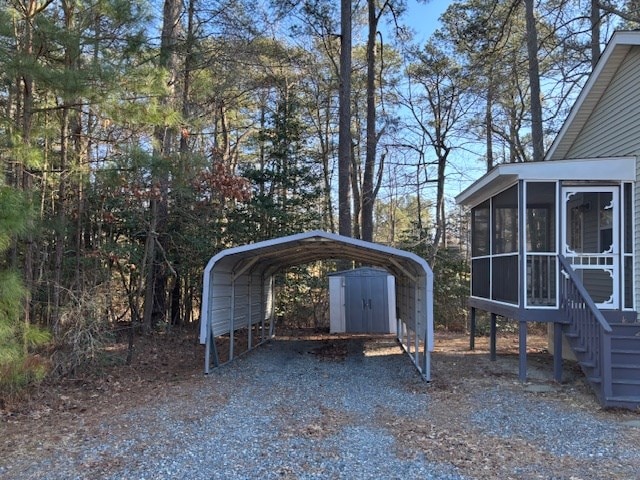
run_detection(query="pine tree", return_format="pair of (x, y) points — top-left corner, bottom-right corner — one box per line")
(0, 185), (50, 394)
(229, 89), (323, 242)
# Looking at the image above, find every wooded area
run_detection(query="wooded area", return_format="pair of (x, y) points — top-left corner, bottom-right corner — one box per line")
(1, 0), (639, 393)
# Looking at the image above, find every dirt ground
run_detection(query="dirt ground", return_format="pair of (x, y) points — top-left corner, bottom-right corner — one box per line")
(1, 327), (639, 479)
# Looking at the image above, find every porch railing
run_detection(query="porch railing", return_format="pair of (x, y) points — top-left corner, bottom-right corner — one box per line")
(526, 254), (556, 306)
(558, 254), (613, 400)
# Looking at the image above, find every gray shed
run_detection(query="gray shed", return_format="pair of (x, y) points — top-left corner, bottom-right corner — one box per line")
(199, 230), (434, 380)
(329, 268), (396, 334)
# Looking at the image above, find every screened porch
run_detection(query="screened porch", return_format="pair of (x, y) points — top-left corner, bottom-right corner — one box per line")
(456, 158), (636, 322)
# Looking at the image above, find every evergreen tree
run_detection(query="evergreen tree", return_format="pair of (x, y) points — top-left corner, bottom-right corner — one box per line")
(229, 89), (323, 242)
(0, 185), (49, 393)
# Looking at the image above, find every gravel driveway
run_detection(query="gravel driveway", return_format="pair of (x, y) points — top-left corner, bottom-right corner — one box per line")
(2, 335), (639, 479)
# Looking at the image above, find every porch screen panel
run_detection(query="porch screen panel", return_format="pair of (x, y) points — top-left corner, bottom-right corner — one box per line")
(579, 269), (614, 304)
(526, 256), (556, 306)
(492, 185), (518, 254)
(472, 200), (490, 257)
(472, 258), (490, 298)
(625, 256), (633, 309)
(526, 183), (555, 252)
(526, 182), (557, 306)
(624, 183), (632, 254)
(471, 201), (491, 299)
(491, 185), (518, 304)
(624, 184), (634, 309)
(492, 255), (518, 304)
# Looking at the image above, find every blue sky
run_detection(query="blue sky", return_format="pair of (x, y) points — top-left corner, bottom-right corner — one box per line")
(405, 0), (453, 43)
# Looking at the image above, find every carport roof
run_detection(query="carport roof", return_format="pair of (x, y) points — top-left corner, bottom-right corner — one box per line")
(200, 230), (435, 379)
(203, 230), (432, 282)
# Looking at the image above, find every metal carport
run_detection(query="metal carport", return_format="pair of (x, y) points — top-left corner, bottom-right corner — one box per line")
(199, 230), (434, 380)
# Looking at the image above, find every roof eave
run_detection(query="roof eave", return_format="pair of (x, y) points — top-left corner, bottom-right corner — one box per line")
(546, 31), (640, 160)
(455, 157), (636, 207)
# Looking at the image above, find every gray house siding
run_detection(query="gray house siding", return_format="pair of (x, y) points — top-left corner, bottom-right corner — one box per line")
(558, 46), (640, 315)
(566, 47), (640, 159)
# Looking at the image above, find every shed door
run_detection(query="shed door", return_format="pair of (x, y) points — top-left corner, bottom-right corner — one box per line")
(345, 276), (389, 333)
(562, 186), (619, 309)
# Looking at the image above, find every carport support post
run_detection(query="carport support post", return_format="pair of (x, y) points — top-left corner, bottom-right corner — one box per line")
(469, 307), (476, 351)
(260, 275), (266, 342)
(269, 276), (275, 338)
(490, 313), (497, 361)
(204, 328), (211, 374)
(204, 326), (219, 374)
(422, 330), (431, 381)
(518, 320), (527, 382)
(553, 322), (563, 382)
(414, 288), (420, 365)
(405, 320), (410, 354)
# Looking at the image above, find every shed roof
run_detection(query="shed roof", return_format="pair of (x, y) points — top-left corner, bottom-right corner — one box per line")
(328, 267), (390, 277)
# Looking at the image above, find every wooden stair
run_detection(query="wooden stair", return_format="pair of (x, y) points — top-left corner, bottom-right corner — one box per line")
(563, 321), (640, 410)
(558, 254), (640, 410)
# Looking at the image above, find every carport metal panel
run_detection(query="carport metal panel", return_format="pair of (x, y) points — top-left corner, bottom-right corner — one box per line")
(200, 230), (434, 380)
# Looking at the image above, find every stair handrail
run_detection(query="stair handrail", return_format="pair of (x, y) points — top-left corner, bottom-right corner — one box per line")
(557, 254), (613, 400)
(557, 254), (612, 333)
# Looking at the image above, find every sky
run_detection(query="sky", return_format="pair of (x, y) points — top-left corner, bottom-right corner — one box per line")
(394, 1), (485, 197)
(405, 0), (453, 43)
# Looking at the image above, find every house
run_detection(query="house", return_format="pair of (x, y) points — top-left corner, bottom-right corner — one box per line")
(455, 31), (640, 409)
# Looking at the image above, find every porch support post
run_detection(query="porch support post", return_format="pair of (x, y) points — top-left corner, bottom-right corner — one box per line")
(469, 307), (476, 351)
(248, 276), (253, 350)
(229, 279), (235, 361)
(518, 320), (527, 382)
(553, 322), (563, 383)
(490, 313), (497, 361)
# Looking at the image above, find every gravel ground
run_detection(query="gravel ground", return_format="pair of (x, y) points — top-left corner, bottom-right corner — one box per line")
(2, 335), (640, 479)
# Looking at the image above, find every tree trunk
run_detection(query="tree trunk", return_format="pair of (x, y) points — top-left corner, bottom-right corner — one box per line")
(144, 0), (182, 331)
(350, 143), (361, 239)
(485, 74), (494, 171)
(19, 6), (35, 335)
(171, 273), (181, 326)
(142, 200), (158, 333)
(591, 0), (601, 68)
(338, 0), (352, 237)
(362, 0), (378, 242)
(52, 105), (68, 334)
(524, 0), (544, 162)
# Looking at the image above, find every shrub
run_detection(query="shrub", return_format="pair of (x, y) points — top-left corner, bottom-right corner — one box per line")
(50, 285), (117, 377)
